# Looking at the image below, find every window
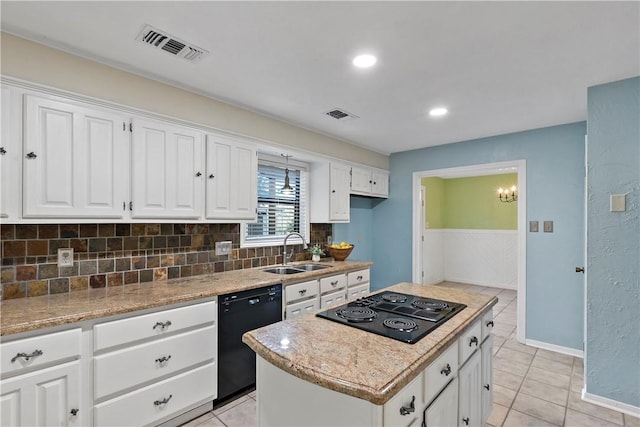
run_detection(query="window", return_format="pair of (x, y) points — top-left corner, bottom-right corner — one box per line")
(241, 156), (309, 247)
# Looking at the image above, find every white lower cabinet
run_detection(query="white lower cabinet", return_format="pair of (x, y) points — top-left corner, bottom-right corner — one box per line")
(320, 290), (346, 308)
(94, 362), (216, 427)
(1, 360), (81, 427)
(383, 373), (423, 427)
(285, 298), (320, 319)
(481, 332), (493, 425)
(424, 377), (458, 427)
(458, 351), (482, 427)
(347, 269), (370, 301)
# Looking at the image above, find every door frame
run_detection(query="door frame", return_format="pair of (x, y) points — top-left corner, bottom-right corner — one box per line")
(411, 159), (527, 343)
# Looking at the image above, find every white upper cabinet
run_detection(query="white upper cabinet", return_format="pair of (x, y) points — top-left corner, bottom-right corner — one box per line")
(1, 85), (21, 220)
(330, 163), (351, 221)
(131, 118), (204, 219)
(310, 161), (351, 223)
(350, 166), (389, 198)
(23, 95), (129, 218)
(205, 134), (257, 220)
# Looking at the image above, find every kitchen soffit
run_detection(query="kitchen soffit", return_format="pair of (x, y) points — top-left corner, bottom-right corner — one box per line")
(1, 1), (638, 155)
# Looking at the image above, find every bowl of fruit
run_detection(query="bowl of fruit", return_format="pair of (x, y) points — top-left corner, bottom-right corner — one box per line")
(328, 242), (354, 261)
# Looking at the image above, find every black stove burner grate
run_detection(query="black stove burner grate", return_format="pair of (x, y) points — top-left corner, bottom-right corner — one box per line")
(336, 307), (377, 322)
(381, 293), (408, 303)
(383, 318), (418, 332)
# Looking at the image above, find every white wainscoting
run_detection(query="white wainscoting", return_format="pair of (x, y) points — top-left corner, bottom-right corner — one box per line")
(422, 229), (444, 285)
(443, 229), (518, 289)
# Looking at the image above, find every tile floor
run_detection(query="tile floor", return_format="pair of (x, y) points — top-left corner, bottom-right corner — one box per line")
(182, 282), (639, 427)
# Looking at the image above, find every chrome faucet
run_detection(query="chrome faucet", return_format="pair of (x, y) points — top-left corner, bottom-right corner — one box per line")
(283, 232), (308, 265)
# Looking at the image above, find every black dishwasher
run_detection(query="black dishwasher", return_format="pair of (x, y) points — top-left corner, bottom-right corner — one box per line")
(217, 284), (282, 402)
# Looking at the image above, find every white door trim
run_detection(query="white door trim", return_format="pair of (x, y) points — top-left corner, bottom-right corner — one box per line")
(411, 159), (527, 343)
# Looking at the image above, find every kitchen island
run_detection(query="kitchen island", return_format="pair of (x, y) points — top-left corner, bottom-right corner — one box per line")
(243, 282), (497, 427)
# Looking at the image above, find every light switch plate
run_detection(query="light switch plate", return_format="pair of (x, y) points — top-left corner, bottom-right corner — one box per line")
(215, 241), (232, 255)
(529, 221), (539, 232)
(543, 221), (553, 233)
(57, 248), (74, 267)
(610, 194), (626, 212)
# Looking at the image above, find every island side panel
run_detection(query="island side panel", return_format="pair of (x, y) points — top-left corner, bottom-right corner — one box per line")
(256, 356), (383, 427)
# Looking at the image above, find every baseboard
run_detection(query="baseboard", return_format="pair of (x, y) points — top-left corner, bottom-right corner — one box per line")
(582, 389), (640, 419)
(444, 276), (517, 290)
(524, 338), (584, 358)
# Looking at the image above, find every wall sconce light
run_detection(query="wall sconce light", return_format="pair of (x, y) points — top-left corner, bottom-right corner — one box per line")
(498, 185), (518, 203)
(281, 154), (293, 194)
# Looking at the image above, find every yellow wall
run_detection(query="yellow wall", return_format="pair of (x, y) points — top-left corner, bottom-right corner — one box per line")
(0, 32), (388, 169)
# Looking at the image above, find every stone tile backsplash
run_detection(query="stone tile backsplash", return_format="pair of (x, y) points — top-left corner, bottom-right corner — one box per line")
(0, 223), (333, 300)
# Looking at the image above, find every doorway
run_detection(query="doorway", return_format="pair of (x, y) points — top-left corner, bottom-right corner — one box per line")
(412, 160), (527, 343)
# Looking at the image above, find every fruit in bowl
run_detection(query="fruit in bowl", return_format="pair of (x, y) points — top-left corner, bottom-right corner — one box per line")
(328, 242), (354, 261)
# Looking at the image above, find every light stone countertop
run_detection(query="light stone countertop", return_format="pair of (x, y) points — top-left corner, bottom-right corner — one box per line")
(242, 282), (497, 405)
(0, 260), (372, 337)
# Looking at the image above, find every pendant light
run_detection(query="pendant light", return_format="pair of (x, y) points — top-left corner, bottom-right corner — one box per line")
(281, 154), (293, 194)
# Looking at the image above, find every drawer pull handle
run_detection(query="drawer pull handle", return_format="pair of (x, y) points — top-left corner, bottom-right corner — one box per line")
(486, 320), (494, 328)
(331, 280), (339, 286)
(356, 275), (363, 280)
(399, 395), (415, 416)
(25, 151), (37, 159)
(155, 355), (172, 364)
(195, 171), (202, 177)
(299, 289), (307, 296)
(0, 147), (6, 155)
(154, 394), (173, 406)
(70, 408), (79, 416)
(152, 321), (172, 330)
(11, 349), (43, 363)
(440, 363), (452, 376)
(484, 384), (490, 390)
(469, 336), (479, 347)
(462, 417), (470, 425)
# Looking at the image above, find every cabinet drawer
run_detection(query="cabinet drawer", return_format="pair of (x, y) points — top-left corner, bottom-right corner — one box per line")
(383, 372), (423, 427)
(319, 274), (347, 294)
(94, 301), (216, 351)
(1, 328), (81, 376)
(285, 280), (318, 304)
(424, 341), (458, 405)
(347, 283), (369, 301)
(94, 325), (216, 399)
(285, 298), (319, 319)
(347, 269), (369, 286)
(459, 320), (482, 365)
(94, 362), (216, 427)
(320, 290), (346, 309)
(481, 309), (494, 342)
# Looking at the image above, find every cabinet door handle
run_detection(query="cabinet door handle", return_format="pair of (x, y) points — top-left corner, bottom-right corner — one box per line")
(440, 363), (452, 376)
(11, 349), (43, 363)
(70, 408), (79, 416)
(195, 172), (202, 177)
(331, 189), (336, 193)
(0, 147), (6, 155)
(484, 384), (490, 390)
(469, 336), (479, 347)
(373, 181), (377, 185)
(369, 180), (372, 184)
(153, 394), (173, 406)
(155, 355), (172, 364)
(152, 320), (172, 330)
(462, 417), (470, 425)
(486, 320), (494, 328)
(209, 174), (215, 179)
(25, 151), (37, 159)
(399, 395), (415, 416)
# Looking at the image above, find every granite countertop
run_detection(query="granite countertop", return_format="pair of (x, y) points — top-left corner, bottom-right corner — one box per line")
(242, 282), (497, 405)
(0, 260), (372, 337)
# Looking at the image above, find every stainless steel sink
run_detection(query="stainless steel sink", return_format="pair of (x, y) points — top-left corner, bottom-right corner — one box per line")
(294, 264), (331, 271)
(261, 264), (332, 274)
(261, 266), (305, 275)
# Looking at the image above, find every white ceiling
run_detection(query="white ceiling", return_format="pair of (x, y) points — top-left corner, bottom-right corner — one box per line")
(2, 1), (638, 156)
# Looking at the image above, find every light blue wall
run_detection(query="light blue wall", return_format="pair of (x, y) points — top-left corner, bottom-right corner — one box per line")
(333, 196), (374, 262)
(371, 123), (586, 350)
(586, 77), (639, 407)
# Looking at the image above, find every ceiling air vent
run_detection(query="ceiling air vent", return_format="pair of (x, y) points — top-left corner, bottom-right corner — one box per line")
(136, 25), (208, 63)
(325, 108), (359, 121)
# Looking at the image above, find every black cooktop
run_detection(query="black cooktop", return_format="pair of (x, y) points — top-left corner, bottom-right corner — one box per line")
(316, 291), (466, 344)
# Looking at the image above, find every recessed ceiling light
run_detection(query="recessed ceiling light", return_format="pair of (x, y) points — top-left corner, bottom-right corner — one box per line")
(429, 107), (448, 117)
(353, 54), (377, 68)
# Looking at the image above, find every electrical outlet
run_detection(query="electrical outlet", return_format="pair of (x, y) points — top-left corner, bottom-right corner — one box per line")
(529, 221), (539, 232)
(58, 248), (74, 267)
(610, 194), (626, 212)
(215, 241), (232, 255)
(543, 221), (553, 233)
